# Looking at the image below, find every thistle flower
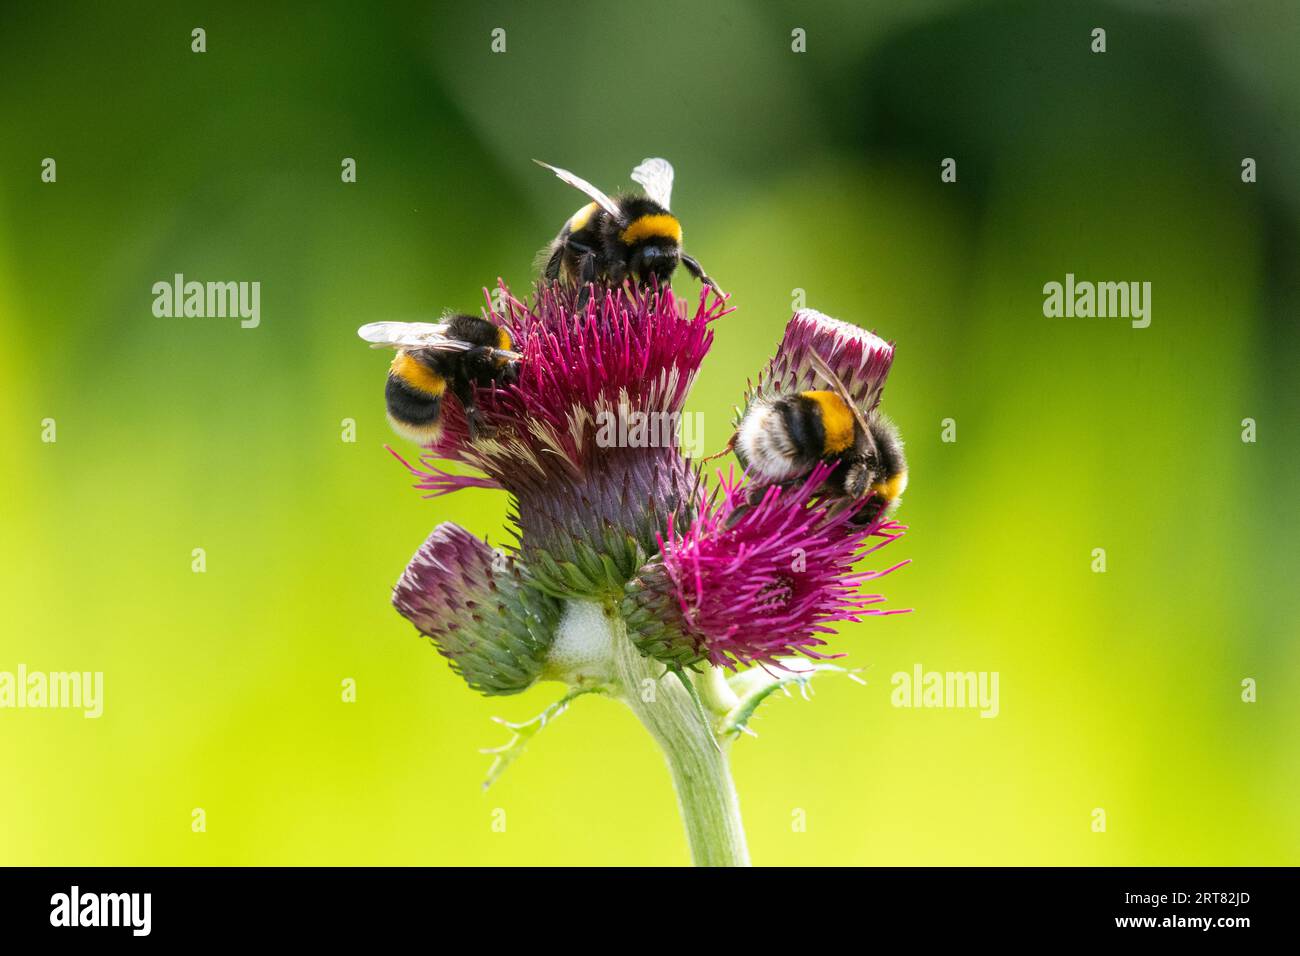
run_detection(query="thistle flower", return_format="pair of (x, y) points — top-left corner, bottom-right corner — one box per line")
(745, 308), (895, 414)
(392, 523), (560, 696)
(401, 283), (730, 596)
(623, 465), (908, 670)
(377, 278), (910, 867)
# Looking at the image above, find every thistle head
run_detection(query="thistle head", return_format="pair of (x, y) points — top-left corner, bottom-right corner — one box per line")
(743, 308), (895, 419)
(399, 283), (730, 597)
(383, 285), (908, 693)
(623, 465), (907, 670)
(424, 283), (726, 489)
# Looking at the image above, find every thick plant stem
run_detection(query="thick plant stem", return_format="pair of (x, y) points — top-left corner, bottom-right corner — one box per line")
(607, 608), (751, 867)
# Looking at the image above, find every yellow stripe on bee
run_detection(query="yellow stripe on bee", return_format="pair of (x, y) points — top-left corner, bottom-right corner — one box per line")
(391, 352), (446, 396)
(568, 202), (598, 233)
(619, 214), (682, 246)
(871, 471), (908, 502)
(494, 327), (513, 368)
(801, 391), (856, 455)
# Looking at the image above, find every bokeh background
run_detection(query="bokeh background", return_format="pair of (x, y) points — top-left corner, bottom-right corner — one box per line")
(2, 0), (1297, 866)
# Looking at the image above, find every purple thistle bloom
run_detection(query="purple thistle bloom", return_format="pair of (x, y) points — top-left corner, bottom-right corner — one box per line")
(423, 283), (726, 483)
(744, 308), (895, 422)
(624, 464), (909, 670)
(391, 523), (560, 695)
(400, 283), (730, 596)
(383, 283), (907, 690)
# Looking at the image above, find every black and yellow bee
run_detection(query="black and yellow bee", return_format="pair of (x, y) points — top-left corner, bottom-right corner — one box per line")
(357, 314), (520, 444)
(535, 157), (721, 296)
(732, 353), (907, 523)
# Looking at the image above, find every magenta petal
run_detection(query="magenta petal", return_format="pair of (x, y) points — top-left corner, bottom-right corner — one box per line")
(627, 465), (908, 670)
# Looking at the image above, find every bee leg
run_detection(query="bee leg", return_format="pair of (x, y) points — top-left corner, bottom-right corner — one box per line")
(680, 253), (724, 297)
(606, 259), (628, 288)
(697, 432), (736, 463)
(723, 503), (752, 530)
(452, 374), (497, 442)
(569, 242), (599, 309)
(847, 496), (886, 527)
(725, 481), (782, 527)
(467, 408), (496, 441)
(543, 244), (564, 282)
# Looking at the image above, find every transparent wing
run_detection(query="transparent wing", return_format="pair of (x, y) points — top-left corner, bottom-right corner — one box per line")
(808, 351), (871, 437)
(630, 157), (674, 209)
(357, 321), (459, 350)
(357, 321), (522, 359)
(533, 160), (621, 218)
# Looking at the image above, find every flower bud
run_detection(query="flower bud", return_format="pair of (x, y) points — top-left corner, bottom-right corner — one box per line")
(393, 523), (560, 695)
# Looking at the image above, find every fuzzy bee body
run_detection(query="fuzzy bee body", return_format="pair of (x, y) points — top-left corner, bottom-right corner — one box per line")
(359, 313), (520, 445)
(384, 351), (448, 444)
(536, 158), (719, 295)
(733, 356), (907, 522)
(736, 392), (848, 482)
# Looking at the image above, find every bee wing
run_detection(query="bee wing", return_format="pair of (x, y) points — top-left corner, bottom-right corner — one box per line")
(357, 321), (523, 360)
(630, 157), (674, 209)
(357, 321), (458, 350)
(808, 351), (872, 438)
(533, 160), (621, 219)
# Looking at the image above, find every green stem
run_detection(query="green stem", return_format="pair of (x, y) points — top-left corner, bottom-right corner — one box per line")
(608, 609), (750, 867)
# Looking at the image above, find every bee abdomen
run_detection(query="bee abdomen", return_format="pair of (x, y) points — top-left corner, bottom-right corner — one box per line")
(385, 353), (446, 444)
(780, 395), (830, 460)
(736, 398), (819, 482)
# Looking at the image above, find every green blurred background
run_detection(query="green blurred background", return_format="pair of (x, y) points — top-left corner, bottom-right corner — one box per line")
(2, 0), (1297, 865)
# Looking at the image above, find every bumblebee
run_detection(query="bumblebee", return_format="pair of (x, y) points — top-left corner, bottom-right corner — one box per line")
(357, 314), (520, 444)
(732, 353), (907, 523)
(535, 157), (721, 296)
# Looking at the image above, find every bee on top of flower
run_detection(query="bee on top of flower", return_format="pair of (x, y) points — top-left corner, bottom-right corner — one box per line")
(535, 157), (722, 299)
(727, 311), (908, 525)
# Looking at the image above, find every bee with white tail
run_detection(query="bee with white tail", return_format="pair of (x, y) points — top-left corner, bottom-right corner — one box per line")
(734, 353), (907, 524)
(357, 314), (520, 444)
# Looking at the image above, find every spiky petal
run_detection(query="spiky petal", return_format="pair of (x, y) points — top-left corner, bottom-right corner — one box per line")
(623, 465), (908, 670)
(393, 523), (560, 695)
(428, 283), (728, 492)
